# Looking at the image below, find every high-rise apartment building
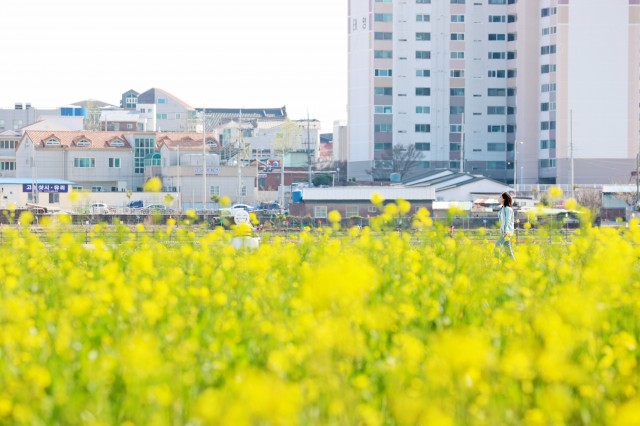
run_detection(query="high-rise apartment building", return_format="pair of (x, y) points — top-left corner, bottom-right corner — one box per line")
(348, 0), (640, 185)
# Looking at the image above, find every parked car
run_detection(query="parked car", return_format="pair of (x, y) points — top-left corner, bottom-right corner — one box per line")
(146, 204), (167, 212)
(127, 200), (144, 209)
(91, 203), (110, 214)
(230, 203), (256, 212)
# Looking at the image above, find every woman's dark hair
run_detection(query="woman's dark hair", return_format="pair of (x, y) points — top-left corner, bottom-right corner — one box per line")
(501, 192), (513, 207)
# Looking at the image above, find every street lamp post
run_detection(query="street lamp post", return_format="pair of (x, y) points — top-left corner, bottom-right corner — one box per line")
(513, 141), (524, 196)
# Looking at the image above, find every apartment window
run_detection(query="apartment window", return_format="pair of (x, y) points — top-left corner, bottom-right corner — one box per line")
(374, 160), (393, 170)
(74, 158), (95, 168)
(539, 159), (557, 168)
(415, 124), (431, 133)
(488, 52), (506, 60)
(488, 0), (506, 3)
(375, 13), (393, 22)
(507, 51), (517, 59)
(175, 113), (182, 119)
(46, 138), (61, 146)
(540, 139), (556, 149)
(0, 161), (15, 170)
(415, 143), (431, 151)
(507, 14), (517, 22)
(374, 50), (393, 59)
(156, 113), (168, 120)
(540, 102), (556, 112)
(487, 143), (506, 151)
(375, 105), (393, 114)
(0, 120), (4, 130)
(540, 121), (556, 131)
(487, 125), (505, 133)
(450, 51), (464, 59)
(507, 88), (516, 96)
(375, 124), (393, 133)
(415, 87), (431, 96)
(450, 33), (465, 41)
(507, 107), (516, 115)
(314, 206), (328, 219)
(157, 98), (167, 104)
(418, 161), (431, 169)
(488, 88), (506, 96)
(108, 158), (121, 168)
(13, 120), (23, 130)
(416, 69), (431, 77)
(507, 69), (517, 78)
(488, 33), (506, 41)
(416, 0), (431, 3)
(450, 106), (465, 114)
(375, 143), (393, 150)
(450, 70), (464, 78)
(210, 186), (220, 196)
(451, 15), (465, 22)
(450, 88), (465, 96)
(0, 140), (16, 149)
(450, 143), (461, 152)
(416, 14), (430, 22)
(541, 45), (556, 55)
(241, 185), (247, 197)
(450, 125), (463, 133)
(488, 161), (506, 170)
(541, 83), (557, 93)
(416, 32), (431, 41)
(541, 64), (557, 74)
(375, 69), (393, 77)
(376, 0), (393, 2)
(375, 32), (393, 40)
(416, 51), (431, 59)
(541, 7), (557, 17)
(416, 106), (430, 114)
(451, 0), (465, 3)
(488, 70), (506, 78)
(507, 33), (517, 41)
(487, 106), (506, 115)
(488, 15), (506, 22)
(542, 26), (557, 36)
(375, 87), (393, 96)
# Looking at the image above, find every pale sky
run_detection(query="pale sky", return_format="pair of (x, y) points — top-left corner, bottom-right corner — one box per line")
(0, 0), (347, 132)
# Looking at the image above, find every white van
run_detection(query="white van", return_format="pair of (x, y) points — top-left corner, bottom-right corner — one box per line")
(91, 203), (110, 214)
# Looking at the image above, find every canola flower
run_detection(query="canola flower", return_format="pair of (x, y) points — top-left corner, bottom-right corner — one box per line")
(0, 202), (639, 425)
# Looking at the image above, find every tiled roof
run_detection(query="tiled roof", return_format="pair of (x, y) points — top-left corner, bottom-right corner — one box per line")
(197, 106), (287, 119)
(156, 133), (220, 151)
(23, 131), (132, 149)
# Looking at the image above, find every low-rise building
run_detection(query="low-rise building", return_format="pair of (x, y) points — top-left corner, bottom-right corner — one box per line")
(289, 186), (435, 219)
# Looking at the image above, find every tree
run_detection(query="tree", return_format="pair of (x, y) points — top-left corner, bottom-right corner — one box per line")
(366, 145), (422, 181)
(318, 160), (348, 186)
(312, 174), (332, 187)
(574, 187), (602, 216)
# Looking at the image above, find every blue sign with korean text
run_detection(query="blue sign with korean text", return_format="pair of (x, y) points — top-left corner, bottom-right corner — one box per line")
(23, 184), (69, 193)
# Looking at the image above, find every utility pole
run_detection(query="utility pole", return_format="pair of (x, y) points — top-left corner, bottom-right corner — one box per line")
(237, 109), (243, 203)
(202, 109), (207, 211)
(460, 112), (465, 173)
(570, 109), (575, 199)
(513, 143), (517, 197)
(636, 150), (639, 210)
(307, 111), (313, 186)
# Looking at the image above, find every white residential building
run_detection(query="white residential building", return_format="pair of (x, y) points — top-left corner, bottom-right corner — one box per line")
(348, 0), (640, 185)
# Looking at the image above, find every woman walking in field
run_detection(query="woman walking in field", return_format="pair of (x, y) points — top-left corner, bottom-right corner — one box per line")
(494, 192), (516, 260)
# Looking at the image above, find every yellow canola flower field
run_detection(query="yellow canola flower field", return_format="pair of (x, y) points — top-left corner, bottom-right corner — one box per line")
(0, 209), (639, 425)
